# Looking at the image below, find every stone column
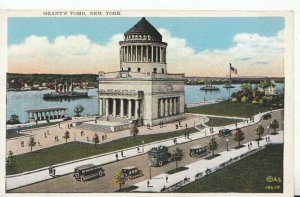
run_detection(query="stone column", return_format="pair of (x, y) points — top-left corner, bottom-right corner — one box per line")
(156, 46), (158, 62)
(113, 98), (117, 117)
(141, 45), (144, 62)
(99, 98), (103, 116)
(120, 99), (124, 118)
(146, 45), (149, 62)
(135, 45), (137, 62)
(173, 98), (176, 115)
(105, 98), (109, 117)
(170, 98), (173, 115)
(151, 45), (154, 62)
(128, 99), (132, 118)
(164, 99), (168, 116)
(135, 100), (139, 118)
(130, 45), (133, 62)
(160, 99), (164, 117)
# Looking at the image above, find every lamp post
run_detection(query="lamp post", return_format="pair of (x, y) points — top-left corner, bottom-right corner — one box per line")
(149, 162), (152, 180)
(226, 139), (229, 151)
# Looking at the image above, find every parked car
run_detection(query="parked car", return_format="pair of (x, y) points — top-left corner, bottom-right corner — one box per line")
(190, 145), (210, 157)
(148, 145), (172, 166)
(262, 113), (272, 120)
(121, 166), (144, 180)
(74, 164), (105, 182)
(218, 129), (232, 137)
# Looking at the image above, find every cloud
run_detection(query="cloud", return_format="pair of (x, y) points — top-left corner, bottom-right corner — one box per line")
(8, 28), (284, 77)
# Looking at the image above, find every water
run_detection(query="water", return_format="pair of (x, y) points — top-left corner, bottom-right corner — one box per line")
(7, 84), (284, 123)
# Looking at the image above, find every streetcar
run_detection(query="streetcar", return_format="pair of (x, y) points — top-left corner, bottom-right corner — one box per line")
(74, 164), (105, 182)
(190, 145), (210, 157)
(148, 145), (172, 166)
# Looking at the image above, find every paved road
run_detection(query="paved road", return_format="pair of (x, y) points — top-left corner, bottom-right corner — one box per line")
(9, 110), (283, 193)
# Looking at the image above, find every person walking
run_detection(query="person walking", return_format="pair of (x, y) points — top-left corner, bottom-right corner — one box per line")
(166, 175), (168, 183)
(257, 140), (260, 147)
(137, 146), (140, 153)
(53, 168), (56, 177)
(116, 153), (118, 161)
(121, 150), (124, 157)
(147, 179), (150, 187)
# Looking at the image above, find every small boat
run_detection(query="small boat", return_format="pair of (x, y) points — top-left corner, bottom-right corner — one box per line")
(200, 79), (219, 91)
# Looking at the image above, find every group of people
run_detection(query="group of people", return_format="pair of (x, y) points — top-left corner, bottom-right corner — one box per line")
(115, 150), (125, 160)
(209, 127), (214, 134)
(54, 135), (59, 142)
(159, 121), (164, 128)
(49, 166), (56, 177)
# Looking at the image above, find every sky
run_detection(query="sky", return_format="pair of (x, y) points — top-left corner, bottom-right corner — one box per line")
(7, 17), (285, 77)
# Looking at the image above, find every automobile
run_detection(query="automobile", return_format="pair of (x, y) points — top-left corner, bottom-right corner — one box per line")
(218, 129), (232, 137)
(262, 113), (272, 120)
(148, 145), (172, 166)
(74, 164), (105, 182)
(121, 166), (144, 180)
(190, 145), (210, 157)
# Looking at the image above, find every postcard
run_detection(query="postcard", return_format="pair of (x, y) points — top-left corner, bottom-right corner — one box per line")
(0, 10), (294, 196)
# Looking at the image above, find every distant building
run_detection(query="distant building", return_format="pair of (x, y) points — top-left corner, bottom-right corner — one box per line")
(258, 80), (278, 95)
(98, 17), (185, 126)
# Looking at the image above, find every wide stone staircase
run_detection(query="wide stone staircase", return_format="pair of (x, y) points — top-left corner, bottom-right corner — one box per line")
(76, 122), (112, 133)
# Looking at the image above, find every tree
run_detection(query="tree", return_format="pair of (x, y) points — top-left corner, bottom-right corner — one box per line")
(259, 80), (275, 93)
(28, 136), (36, 152)
(208, 137), (218, 157)
(129, 126), (139, 143)
(240, 83), (252, 93)
(171, 147), (184, 169)
(6, 150), (16, 172)
(7, 114), (21, 125)
(233, 128), (245, 147)
(113, 170), (125, 190)
(74, 105), (85, 117)
(63, 130), (70, 142)
(255, 124), (264, 140)
(92, 133), (100, 148)
(269, 119), (279, 135)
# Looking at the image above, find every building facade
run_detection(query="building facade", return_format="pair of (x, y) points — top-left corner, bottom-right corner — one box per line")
(98, 17), (185, 126)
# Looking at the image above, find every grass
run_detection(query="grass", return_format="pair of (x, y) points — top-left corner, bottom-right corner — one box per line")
(7, 127), (198, 175)
(6, 131), (26, 139)
(116, 185), (139, 192)
(166, 167), (188, 175)
(205, 117), (242, 127)
(188, 101), (280, 118)
(174, 144), (283, 193)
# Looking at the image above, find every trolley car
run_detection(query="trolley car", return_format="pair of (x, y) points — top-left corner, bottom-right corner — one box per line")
(190, 145), (210, 157)
(74, 164), (105, 182)
(148, 145), (172, 166)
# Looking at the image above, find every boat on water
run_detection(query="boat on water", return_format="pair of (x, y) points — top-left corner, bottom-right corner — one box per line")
(200, 79), (220, 91)
(43, 81), (88, 100)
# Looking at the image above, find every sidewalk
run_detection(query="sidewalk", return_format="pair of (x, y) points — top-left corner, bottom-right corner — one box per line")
(133, 130), (284, 192)
(6, 109), (283, 190)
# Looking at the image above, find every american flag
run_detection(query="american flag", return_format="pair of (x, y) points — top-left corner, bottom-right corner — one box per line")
(230, 65), (238, 74)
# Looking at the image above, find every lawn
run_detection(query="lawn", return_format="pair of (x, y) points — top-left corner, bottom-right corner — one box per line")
(6, 131), (26, 139)
(188, 102), (279, 118)
(205, 117), (242, 127)
(7, 127), (198, 175)
(174, 144), (283, 193)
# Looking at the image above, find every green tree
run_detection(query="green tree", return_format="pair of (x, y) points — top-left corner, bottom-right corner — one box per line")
(113, 170), (125, 190)
(28, 136), (36, 152)
(171, 147), (184, 169)
(130, 126), (139, 143)
(234, 128), (245, 147)
(240, 83), (252, 93)
(208, 137), (218, 157)
(92, 133), (100, 149)
(6, 150), (16, 173)
(259, 80), (275, 92)
(255, 124), (264, 140)
(7, 114), (21, 125)
(269, 119), (279, 135)
(74, 105), (85, 117)
(63, 130), (70, 142)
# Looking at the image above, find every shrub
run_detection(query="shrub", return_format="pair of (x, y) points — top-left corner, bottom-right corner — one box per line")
(231, 97), (238, 103)
(252, 100), (258, 104)
(241, 96), (248, 103)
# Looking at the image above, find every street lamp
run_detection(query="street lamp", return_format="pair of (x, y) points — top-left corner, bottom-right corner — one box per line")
(149, 162), (152, 180)
(226, 139), (229, 151)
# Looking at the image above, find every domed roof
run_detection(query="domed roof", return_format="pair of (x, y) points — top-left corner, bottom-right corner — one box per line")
(125, 17), (162, 39)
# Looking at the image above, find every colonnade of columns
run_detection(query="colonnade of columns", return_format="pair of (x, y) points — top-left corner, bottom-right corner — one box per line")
(28, 109), (66, 121)
(120, 45), (166, 63)
(158, 97), (180, 117)
(99, 98), (141, 119)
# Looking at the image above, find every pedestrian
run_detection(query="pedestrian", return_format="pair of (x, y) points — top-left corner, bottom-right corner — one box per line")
(176, 124), (178, 130)
(266, 137), (268, 142)
(105, 134), (107, 139)
(173, 138), (176, 144)
(137, 146), (140, 153)
(116, 153), (118, 161)
(121, 150), (124, 157)
(257, 141), (260, 147)
(147, 179), (150, 187)
(38, 141), (40, 146)
(166, 175), (168, 183)
(250, 141), (252, 147)
(185, 124), (188, 129)
(212, 127), (214, 133)
(235, 123), (237, 128)
(248, 143), (250, 150)
(87, 136), (89, 141)
(49, 167), (52, 175)
(58, 123), (60, 128)
(53, 168), (56, 177)
(179, 121), (181, 126)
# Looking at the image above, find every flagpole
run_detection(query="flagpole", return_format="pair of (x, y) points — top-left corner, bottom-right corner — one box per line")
(229, 63), (231, 85)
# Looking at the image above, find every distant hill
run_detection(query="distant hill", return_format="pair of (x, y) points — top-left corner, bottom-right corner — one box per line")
(7, 73), (98, 88)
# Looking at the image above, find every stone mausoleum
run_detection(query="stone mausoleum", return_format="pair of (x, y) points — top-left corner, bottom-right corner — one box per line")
(97, 17), (185, 127)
